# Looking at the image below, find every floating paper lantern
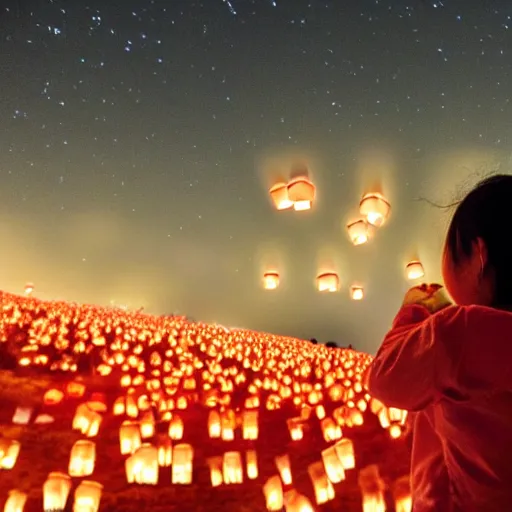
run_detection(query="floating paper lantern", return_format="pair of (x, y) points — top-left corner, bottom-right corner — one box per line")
(346, 219), (369, 245)
(242, 410), (259, 440)
(34, 414), (54, 424)
(334, 438), (355, 470)
(172, 443), (194, 484)
(359, 192), (391, 227)
(321, 446), (346, 484)
(263, 271), (280, 290)
(321, 417), (342, 442)
(119, 421), (141, 455)
(269, 182), (293, 210)
(24, 282), (34, 295)
(406, 260), (425, 280)
(207, 456), (224, 487)
(286, 493), (315, 512)
(67, 381), (86, 398)
(72, 404), (101, 437)
(157, 435), (173, 467)
(208, 411), (221, 438)
(378, 407), (408, 439)
(12, 406), (32, 425)
(394, 476), (412, 512)
(287, 176), (315, 211)
(69, 440), (96, 477)
(73, 480), (103, 512)
(140, 411), (155, 439)
(316, 272), (339, 293)
(87, 393), (107, 413)
(263, 475), (284, 511)
(0, 440), (20, 470)
(275, 454), (292, 485)
(246, 450), (259, 480)
(358, 465), (386, 512)
(223, 451), (244, 484)
(287, 417), (304, 441)
(126, 444), (159, 485)
(308, 461), (335, 505)
(3, 489), (27, 512)
(351, 285), (364, 301)
(44, 388), (64, 405)
(43, 472), (72, 511)
(168, 415), (184, 440)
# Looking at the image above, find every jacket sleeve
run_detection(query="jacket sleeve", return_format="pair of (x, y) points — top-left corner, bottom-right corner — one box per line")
(366, 304), (462, 411)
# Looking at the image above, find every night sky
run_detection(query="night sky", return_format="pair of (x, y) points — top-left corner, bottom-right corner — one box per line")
(1, 0), (511, 352)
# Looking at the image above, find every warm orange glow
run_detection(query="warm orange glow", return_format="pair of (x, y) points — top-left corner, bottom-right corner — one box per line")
(406, 260), (425, 280)
(126, 444), (159, 485)
(321, 446), (346, 484)
(358, 465), (386, 512)
(223, 451), (244, 484)
(246, 450), (259, 480)
(394, 476), (412, 512)
(73, 480), (103, 512)
(43, 388), (64, 405)
(359, 192), (391, 227)
(287, 176), (315, 211)
(172, 444), (194, 484)
(207, 456), (224, 487)
(263, 271), (280, 290)
(43, 472), (72, 511)
(316, 272), (339, 292)
(350, 285), (364, 301)
(66, 381), (86, 398)
(119, 421), (141, 455)
(69, 440), (96, 477)
(334, 438), (355, 470)
(3, 490), (27, 512)
(263, 475), (284, 511)
(269, 182), (293, 210)
(275, 454), (292, 486)
(308, 461), (335, 505)
(346, 219), (369, 245)
(12, 406), (32, 425)
(0, 440), (20, 470)
(24, 282), (34, 295)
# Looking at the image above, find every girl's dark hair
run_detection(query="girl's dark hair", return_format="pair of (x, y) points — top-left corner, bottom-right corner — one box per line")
(446, 174), (512, 306)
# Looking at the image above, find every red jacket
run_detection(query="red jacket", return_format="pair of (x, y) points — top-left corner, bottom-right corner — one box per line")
(367, 304), (512, 511)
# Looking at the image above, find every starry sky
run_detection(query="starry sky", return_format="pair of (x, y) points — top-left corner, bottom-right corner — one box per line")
(1, 0), (512, 353)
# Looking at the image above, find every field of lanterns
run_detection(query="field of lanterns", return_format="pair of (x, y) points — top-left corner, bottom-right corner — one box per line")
(0, 290), (413, 512)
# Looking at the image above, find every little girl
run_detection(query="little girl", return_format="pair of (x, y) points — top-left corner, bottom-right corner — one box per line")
(367, 175), (512, 511)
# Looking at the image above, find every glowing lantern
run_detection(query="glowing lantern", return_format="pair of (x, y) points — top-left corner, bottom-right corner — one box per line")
(44, 388), (64, 405)
(3, 489), (27, 512)
(287, 176), (315, 211)
(334, 438), (355, 469)
(24, 282), (34, 295)
(87, 393), (107, 413)
(221, 411), (235, 441)
(73, 481), (103, 512)
(246, 450), (259, 480)
(168, 415), (184, 440)
(316, 272), (339, 293)
(73, 404), (101, 437)
(172, 443), (194, 484)
(359, 192), (390, 227)
(140, 411), (155, 439)
(207, 456), (224, 487)
(67, 381), (86, 398)
(113, 397), (125, 416)
(269, 182), (293, 210)
(157, 436), (173, 467)
(43, 472), (72, 511)
(34, 414), (54, 424)
(378, 407), (408, 439)
(321, 446), (346, 484)
(119, 421), (141, 455)
(351, 286), (364, 301)
(0, 440), (20, 469)
(394, 476), (412, 512)
(347, 219), (369, 245)
(287, 418), (304, 441)
(69, 440), (96, 477)
(287, 493), (315, 512)
(263, 272), (280, 290)
(406, 260), (424, 280)
(242, 410), (259, 440)
(223, 451), (244, 484)
(125, 395), (138, 418)
(275, 454), (292, 486)
(208, 411), (221, 438)
(12, 407), (32, 425)
(358, 465), (386, 512)
(263, 475), (284, 511)
(321, 418), (342, 442)
(126, 444), (159, 485)
(308, 461), (335, 505)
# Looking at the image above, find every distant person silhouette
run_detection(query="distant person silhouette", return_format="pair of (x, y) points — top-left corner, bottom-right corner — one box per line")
(367, 175), (512, 511)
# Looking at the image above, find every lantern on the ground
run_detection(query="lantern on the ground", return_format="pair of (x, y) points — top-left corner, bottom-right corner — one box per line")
(87, 393), (107, 413)
(347, 219), (369, 245)
(263, 272), (280, 290)
(43, 472), (72, 511)
(316, 272), (339, 292)
(223, 451), (244, 484)
(359, 192), (390, 227)
(406, 261), (424, 280)
(269, 183), (293, 210)
(321, 417), (342, 441)
(287, 176), (315, 211)
(263, 475), (284, 511)
(351, 286), (364, 301)
(69, 440), (96, 477)
(3, 489), (27, 512)
(73, 480), (103, 512)
(308, 461), (335, 505)
(140, 411), (155, 439)
(172, 443), (193, 484)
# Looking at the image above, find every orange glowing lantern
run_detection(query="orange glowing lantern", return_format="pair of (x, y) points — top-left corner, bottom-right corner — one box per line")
(358, 465), (386, 512)
(72, 404), (101, 437)
(126, 444), (159, 485)
(406, 260), (424, 280)
(12, 406), (32, 425)
(351, 285), (364, 301)
(263, 272), (280, 290)
(113, 397), (125, 416)
(87, 393), (107, 413)
(223, 451), (244, 484)
(246, 450), (259, 480)
(125, 395), (138, 418)
(73, 480), (103, 512)
(140, 411), (155, 439)
(287, 176), (315, 211)
(378, 407), (408, 439)
(269, 182), (293, 210)
(157, 436), (173, 467)
(44, 388), (64, 406)
(322, 445), (346, 484)
(275, 454), (292, 486)
(207, 456), (224, 487)
(347, 219), (369, 245)
(208, 411), (221, 438)
(0, 440), (20, 469)
(316, 272), (339, 293)
(287, 418), (304, 441)
(359, 192), (391, 227)
(24, 282), (34, 295)
(34, 414), (54, 425)
(66, 381), (86, 398)
(263, 475), (284, 511)
(334, 438), (355, 470)
(69, 440), (96, 477)
(3, 489), (27, 512)
(394, 476), (412, 512)
(119, 421), (141, 455)
(242, 410), (259, 440)
(308, 461), (335, 505)
(287, 493), (315, 512)
(43, 472), (72, 511)
(172, 443), (194, 484)
(168, 415), (184, 440)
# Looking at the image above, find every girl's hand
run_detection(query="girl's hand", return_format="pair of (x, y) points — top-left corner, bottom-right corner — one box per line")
(402, 283), (452, 313)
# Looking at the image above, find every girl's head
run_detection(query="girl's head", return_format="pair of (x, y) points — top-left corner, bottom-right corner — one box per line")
(442, 174), (512, 307)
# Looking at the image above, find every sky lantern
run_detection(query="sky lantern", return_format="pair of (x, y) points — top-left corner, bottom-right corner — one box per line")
(269, 182), (293, 210)
(405, 260), (425, 280)
(73, 481), (103, 512)
(69, 440), (96, 477)
(3, 490), (27, 512)
(393, 476), (413, 512)
(223, 451), (244, 484)
(359, 192), (391, 227)
(316, 272), (339, 292)
(358, 465), (386, 512)
(308, 461), (335, 505)
(263, 475), (284, 511)
(263, 272), (280, 290)
(275, 454), (292, 486)
(287, 176), (315, 211)
(24, 282), (34, 295)
(43, 472), (72, 511)
(346, 219), (369, 245)
(0, 440), (20, 470)
(246, 450), (259, 480)
(350, 286), (364, 301)
(172, 444), (194, 484)
(207, 456), (224, 487)
(321, 446), (346, 484)
(12, 406), (32, 425)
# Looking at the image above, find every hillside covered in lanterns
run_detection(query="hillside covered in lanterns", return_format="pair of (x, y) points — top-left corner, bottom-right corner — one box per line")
(0, 290), (412, 512)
